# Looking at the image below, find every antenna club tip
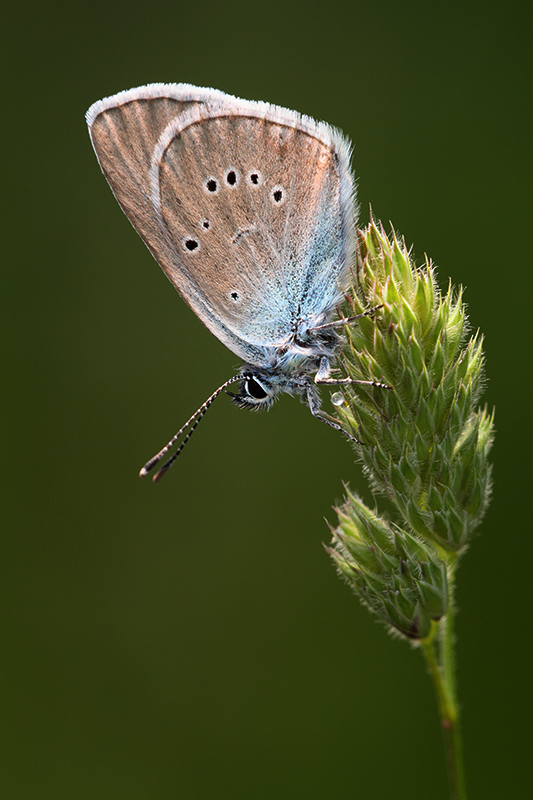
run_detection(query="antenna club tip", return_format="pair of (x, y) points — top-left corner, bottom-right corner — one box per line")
(139, 467), (149, 478)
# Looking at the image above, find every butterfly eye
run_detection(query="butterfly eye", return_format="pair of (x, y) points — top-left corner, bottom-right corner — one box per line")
(245, 377), (269, 400)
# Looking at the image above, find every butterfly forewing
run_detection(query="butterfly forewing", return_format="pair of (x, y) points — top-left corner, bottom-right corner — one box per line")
(153, 106), (353, 350)
(88, 85), (356, 363)
(87, 88), (209, 278)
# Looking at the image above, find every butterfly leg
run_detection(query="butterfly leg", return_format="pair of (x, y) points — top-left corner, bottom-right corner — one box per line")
(309, 305), (384, 332)
(305, 381), (363, 444)
(314, 357), (392, 390)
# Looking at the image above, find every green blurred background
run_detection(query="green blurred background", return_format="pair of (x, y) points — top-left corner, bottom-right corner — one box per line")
(3, 0), (532, 797)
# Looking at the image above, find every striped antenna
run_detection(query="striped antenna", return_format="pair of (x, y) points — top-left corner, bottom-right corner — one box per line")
(139, 375), (243, 482)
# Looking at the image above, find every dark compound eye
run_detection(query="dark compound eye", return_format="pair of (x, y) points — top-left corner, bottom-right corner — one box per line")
(184, 238), (199, 251)
(246, 378), (268, 399)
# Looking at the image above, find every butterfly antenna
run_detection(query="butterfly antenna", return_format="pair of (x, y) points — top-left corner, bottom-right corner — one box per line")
(139, 375), (243, 482)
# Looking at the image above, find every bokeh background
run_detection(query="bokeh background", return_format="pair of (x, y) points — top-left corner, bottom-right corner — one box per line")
(4, 0), (532, 797)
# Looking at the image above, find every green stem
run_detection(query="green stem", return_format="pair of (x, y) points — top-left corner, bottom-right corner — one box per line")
(420, 564), (467, 800)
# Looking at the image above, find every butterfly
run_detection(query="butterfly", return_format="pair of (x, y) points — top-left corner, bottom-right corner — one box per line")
(87, 83), (384, 480)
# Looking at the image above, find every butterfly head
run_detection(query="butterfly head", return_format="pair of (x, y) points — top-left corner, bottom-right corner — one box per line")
(226, 371), (279, 411)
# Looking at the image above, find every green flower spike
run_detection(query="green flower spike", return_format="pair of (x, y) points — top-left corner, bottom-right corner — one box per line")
(328, 218), (494, 800)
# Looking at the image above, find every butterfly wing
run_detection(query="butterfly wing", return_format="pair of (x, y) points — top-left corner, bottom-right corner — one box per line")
(86, 83), (226, 289)
(87, 85), (356, 364)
